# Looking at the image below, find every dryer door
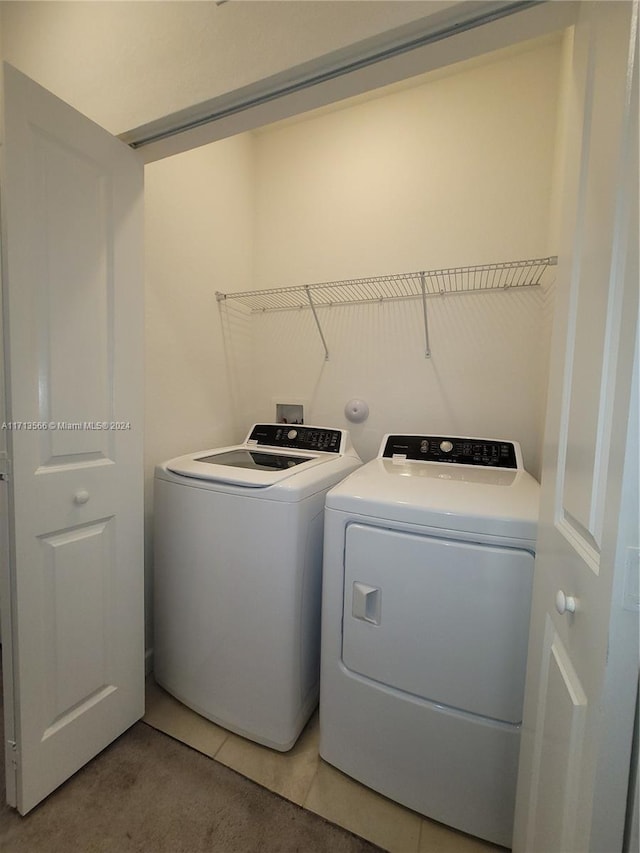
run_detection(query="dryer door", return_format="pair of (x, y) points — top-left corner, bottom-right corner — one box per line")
(342, 523), (534, 724)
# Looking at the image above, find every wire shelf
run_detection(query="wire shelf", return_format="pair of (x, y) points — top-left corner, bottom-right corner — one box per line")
(215, 255), (557, 360)
(215, 256), (557, 313)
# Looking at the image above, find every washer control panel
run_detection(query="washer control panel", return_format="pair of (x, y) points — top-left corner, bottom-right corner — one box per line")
(382, 435), (518, 468)
(248, 424), (342, 453)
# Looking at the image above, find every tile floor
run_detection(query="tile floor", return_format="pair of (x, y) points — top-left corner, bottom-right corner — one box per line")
(144, 679), (507, 853)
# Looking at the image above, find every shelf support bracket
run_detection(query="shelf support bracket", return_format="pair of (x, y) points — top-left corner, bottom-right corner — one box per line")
(305, 286), (329, 360)
(420, 272), (431, 358)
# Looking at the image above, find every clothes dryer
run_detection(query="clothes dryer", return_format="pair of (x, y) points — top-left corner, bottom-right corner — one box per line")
(154, 424), (361, 751)
(319, 434), (539, 847)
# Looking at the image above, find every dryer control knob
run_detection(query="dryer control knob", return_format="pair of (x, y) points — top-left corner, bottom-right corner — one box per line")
(287, 429), (298, 440)
(440, 440), (454, 453)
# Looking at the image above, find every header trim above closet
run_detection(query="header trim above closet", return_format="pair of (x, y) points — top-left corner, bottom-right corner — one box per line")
(216, 255), (558, 360)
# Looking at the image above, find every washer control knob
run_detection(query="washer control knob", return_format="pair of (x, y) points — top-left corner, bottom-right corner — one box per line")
(287, 429), (298, 440)
(440, 440), (454, 453)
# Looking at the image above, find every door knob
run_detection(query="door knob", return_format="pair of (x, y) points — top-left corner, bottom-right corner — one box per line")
(73, 489), (90, 505)
(555, 589), (576, 615)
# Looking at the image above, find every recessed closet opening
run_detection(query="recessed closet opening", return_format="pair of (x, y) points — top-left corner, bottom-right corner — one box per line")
(143, 29), (569, 499)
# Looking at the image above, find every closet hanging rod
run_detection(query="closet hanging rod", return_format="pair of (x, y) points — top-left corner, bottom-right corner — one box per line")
(215, 256), (558, 314)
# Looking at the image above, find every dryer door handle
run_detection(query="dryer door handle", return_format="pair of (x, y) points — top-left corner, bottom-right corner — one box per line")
(352, 582), (381, 625)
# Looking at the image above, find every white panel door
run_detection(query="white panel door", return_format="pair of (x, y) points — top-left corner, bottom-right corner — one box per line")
(1, 64), (144, 814)
(513, 4), (638, 852)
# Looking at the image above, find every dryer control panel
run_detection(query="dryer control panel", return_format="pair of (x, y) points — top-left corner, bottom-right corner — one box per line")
(382, 435), (519, 468)
(248, 424), (343, 453)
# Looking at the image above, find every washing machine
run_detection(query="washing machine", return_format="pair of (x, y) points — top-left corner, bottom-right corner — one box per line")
(319, 433), (539, 847)
(153, 423), (361, 751)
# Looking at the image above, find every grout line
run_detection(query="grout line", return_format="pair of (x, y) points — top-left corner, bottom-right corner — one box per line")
(300, 761), (320, 810)
(212, 731), (229, 759)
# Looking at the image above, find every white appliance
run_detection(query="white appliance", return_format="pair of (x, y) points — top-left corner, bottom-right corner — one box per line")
(153, 423), (361, 751)
(319, 433), (539, 847)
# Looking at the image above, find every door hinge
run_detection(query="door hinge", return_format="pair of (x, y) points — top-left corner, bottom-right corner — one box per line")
(7, 738), (18, 767)
(623, 547), (640, 612)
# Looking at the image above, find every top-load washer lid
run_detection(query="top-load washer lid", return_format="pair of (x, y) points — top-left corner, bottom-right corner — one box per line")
(326, 433), (539, 542)
(163, 423), (359, 488)
(196, 449), (312, 472)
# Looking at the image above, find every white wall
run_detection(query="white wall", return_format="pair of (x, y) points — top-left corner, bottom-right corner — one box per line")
(144, 134), (254, 464)
(225, 37), (563, 473)
(253, 40), (561, 283)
